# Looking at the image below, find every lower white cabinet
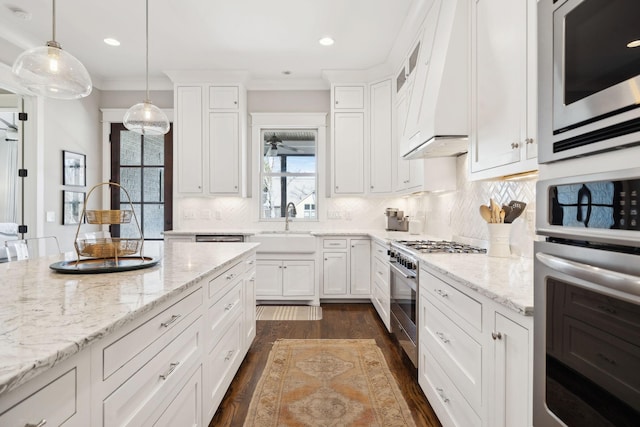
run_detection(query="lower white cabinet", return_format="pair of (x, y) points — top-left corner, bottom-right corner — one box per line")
(256, 259), (316, 299)
(321, 237), (371, 299)
(418, 265), (532, 427)
(0, 250), (257, 427)
(370, 240), (390, 331)
(0, 348), (91, 427)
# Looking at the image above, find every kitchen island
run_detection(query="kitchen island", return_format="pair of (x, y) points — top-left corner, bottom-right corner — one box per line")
(0, 241), (258, 426)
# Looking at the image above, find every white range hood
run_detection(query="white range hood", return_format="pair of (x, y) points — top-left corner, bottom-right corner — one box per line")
(401, 0), (469, 160)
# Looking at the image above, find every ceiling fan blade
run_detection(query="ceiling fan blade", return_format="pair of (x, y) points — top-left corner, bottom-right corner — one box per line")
(280, 144), (300, 152)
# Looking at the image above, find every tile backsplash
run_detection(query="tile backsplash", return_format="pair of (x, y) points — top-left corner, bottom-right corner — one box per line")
(174, 154), (537, 257)
(407, 154), (537, 257)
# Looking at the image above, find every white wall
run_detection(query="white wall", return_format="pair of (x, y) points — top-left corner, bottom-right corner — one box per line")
(40, 89), (103, 252)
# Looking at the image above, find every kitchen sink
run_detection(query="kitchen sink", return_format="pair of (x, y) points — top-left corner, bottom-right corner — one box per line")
(251, 232), (316, 253)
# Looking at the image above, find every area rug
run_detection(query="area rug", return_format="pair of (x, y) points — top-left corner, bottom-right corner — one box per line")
(243, 339), (416, 426)
(256, 305), (323, 321)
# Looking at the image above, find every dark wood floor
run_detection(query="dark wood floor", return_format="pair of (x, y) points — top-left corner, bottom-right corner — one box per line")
(208, 303), (442, 427)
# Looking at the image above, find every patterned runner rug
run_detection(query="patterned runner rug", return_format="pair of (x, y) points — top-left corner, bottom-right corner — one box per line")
(256, 305), (323, 321)
(243, 339), (416, 426)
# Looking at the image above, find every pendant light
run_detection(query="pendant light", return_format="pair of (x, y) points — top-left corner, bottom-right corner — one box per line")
(123, 0), (170, 136)
(12, 0), (92, 100)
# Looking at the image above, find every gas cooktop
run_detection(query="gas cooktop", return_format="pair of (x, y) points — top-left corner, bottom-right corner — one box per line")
(394, 239), (487, 254)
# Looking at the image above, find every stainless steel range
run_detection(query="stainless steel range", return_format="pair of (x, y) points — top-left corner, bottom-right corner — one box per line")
(389, 239), (486, 369)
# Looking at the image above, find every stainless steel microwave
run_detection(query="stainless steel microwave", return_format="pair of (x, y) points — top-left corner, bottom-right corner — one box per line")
(538, 0), (640, 163)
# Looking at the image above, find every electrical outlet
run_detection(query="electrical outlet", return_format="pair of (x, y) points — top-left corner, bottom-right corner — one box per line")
(184, 209), (196, 219)
(200, 209), (212, 219)
(526, 210), (535, 227)
(327, 211), (342, 219)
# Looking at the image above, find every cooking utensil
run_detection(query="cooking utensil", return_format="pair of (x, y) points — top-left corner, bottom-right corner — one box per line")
(490, 198), (501, 223)
(499, 209), (506, 223)
(479, 205), (492, 223)
(504, 200), (527, 223)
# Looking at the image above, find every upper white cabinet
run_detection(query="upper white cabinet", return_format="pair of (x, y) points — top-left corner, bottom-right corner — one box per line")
(174, 83), (247, 197)
(469, 0), (537, 180)
(332, 111), (365, 195)
(176, 86), (204, 194)
(209, 86), (239, 109)
(334, 85), (365, 109)
(369, 79), (393, 194)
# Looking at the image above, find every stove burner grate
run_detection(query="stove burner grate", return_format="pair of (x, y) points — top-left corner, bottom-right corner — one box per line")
(394, 239), (487, 254)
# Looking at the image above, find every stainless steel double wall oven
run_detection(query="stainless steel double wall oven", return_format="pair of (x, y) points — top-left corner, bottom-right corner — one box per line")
(536, 1), (640, 425)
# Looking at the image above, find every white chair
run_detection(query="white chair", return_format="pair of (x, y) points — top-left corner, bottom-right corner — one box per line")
(4, 239), (29, 261)
(5, 236), (61, 260)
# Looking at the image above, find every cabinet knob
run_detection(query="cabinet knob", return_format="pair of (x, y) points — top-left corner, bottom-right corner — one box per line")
(525, 138), (534, 145)
(511, 142), (520, 149)
(371, 185), (374, 189)
(234, 101), (237, 105)
(335, 186), (339, 190)
(491, 331), (503, 340)
(335, 101), (339, 105)
(25, 421), (47, 427)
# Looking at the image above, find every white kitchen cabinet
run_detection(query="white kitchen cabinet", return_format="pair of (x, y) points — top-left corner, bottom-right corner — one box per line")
(321, 237), (371, 299)
(176, 86), (204, 194)
(208, 112), (240, 194)
(150, 365), (202, 427)
(469, 0), (537, 180)
(333, 112), (365, 194)
(418, 265), (532, 427)
(369, 79), (393, 194)
(323, 252), (348, 295)
(209, 86), (239, 109)
(243, 255), (256, 352)
(0, 349), (90, 427)
(255, 259), (315, 299)
(492, 312), (531, 427)
(371, 240), (390, 331)
(334, 85), (365, 109)
(173, 83), (247, 198)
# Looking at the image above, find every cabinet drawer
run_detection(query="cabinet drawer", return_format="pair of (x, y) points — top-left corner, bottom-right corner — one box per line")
(204, 313), (243, 420)
(0, 368), (78, 427)
(103, 317), (202, 427)
(421, 270), (482, 331)
(422, 297), (481, 410)
(561, 316), (640, 409)
(373, 256), (389, 286)
(323, 239), (347, 249)
(334, 86), (364, 109)
(420, 347), (481, 427)
(206, 282), (243, 353)
(209, 260), (244, 301)
(373, 241), (389, 263)
(103, 288), (203, 380)
(149, 365), (202, 427)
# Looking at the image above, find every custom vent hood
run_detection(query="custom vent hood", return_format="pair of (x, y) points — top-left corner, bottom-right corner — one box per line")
(401, 0), (469, 160)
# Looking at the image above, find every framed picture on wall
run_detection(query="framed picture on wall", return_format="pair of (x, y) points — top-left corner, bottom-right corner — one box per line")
(63, 150), (86, 186)
(63, 191), (85, 225)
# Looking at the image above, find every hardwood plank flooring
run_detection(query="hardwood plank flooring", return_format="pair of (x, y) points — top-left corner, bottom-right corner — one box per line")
(208, 303), (442, 427)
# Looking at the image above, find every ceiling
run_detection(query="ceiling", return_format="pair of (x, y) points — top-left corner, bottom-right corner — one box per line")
(0, 0), (415, 90)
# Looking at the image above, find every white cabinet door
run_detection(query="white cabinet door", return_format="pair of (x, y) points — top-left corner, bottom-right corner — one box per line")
(243, 265), (256, 351)
(333, 112), (365, 194)
(151, 366), (202, 427)
(395, 91), (411, 191)
(334, 86), (364, 109)
(350, 240), (371, 295)
(209, 86), (239, 110)
(209, 112), (239, 194)
(470, 0), (537, 178)
(323, 252), (348, 295)
(493, 313), (531, 427)
(283, 261), (315, 296)
(176, 86), (203, 194)
(255, 260), (282, 296)
(370, 79), (393, 194)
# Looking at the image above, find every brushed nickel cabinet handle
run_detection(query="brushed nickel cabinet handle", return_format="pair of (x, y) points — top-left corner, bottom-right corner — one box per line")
(160, 314), (181, 328)
(159, 362), (180, 380)
(224, 350), (235, 361)
(25, 421), (47, 427)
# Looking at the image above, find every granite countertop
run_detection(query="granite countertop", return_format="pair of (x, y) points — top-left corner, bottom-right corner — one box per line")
(0, 242), (258, 397)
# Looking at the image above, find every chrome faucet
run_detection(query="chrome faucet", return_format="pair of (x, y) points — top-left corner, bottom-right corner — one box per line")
(285, 202), (297, 231)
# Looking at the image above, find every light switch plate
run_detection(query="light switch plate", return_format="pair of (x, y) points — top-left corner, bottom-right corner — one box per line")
(46, 211), (55, 222)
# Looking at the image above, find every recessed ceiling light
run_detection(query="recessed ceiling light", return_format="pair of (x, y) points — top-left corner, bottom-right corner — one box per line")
(9, 7), (32, 20)
(627, 39), (640, 48)
(104, 38), (121, 47)
(319, 37), (334, 46)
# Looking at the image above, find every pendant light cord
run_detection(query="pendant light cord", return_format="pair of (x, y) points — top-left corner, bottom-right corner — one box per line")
(52, 0), (56, 41)
(145, 0), (150, 102)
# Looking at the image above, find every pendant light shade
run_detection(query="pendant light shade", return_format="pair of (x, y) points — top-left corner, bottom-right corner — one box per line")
(123, 101), (170, 135)
(12, 1), (92, 99)
(124, 0), (169, 135)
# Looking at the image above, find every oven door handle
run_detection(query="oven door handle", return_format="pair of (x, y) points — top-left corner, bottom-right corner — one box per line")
(536, 252), (640, 299)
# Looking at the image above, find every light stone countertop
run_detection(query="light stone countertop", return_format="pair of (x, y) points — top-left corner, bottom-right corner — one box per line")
(0, 241), (258, 397)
